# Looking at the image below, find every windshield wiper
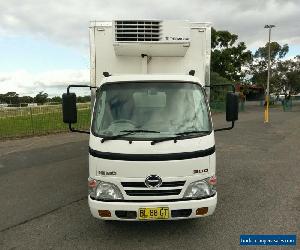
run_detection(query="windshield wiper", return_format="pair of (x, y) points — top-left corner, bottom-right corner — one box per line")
(175, 130), (211, 136)
(101, 129), (160, 143)
(151, 130), (210, 145)
(121, 129), (160, 133)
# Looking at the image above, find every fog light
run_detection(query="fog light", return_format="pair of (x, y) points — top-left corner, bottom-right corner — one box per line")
(98, 210), (111, 217)
(196, 207), (208, 215)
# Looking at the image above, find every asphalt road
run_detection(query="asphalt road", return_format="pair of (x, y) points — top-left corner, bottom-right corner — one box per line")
(0, 104), (299, 249)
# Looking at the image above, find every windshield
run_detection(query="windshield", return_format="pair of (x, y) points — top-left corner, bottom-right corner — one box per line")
(92, 81), (211, 140)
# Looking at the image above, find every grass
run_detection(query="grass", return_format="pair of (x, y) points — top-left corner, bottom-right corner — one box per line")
(1, 99), (253, 140)
(0, 104), (91, 139)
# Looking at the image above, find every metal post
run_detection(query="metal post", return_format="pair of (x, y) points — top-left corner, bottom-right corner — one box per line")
(264, 24), (275, 123)
(29, 107), (34, 135)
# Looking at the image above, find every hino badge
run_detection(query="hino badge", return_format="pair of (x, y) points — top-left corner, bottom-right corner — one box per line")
(62, 20), (239, 220)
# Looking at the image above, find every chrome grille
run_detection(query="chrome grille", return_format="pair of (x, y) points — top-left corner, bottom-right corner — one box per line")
(125, 189), (182, 196)
(114, 20), (161, 42)
(121, 180), (185, 197)
(121, 181), (185, 188)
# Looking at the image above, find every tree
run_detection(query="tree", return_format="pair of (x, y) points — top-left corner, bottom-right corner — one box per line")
(51, 96), (62, 103)
(250, 42), (289, 93)
(34, 91), (48, 104)
(275, 55), (300, 94)
(254, 42), (289, 62)
(210, 72), (234, 102)
(19, 96), (34, 104)
(77, 95), (91, 103)
(211, 28), (252, 82)
(210, 72), (231, 85)
(0, 92), (19, 104)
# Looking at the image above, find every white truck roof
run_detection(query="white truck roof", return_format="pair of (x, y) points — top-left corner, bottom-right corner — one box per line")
(100, 74), (202, 86)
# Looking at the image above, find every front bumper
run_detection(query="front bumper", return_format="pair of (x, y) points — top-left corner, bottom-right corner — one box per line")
(88, 193), (217, 220)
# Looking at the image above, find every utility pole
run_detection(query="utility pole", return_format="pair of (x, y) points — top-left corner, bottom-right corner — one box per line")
(264, 24), (275, 123)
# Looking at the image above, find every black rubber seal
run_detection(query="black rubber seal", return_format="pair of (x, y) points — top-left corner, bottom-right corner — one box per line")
(89, 145), (215, 161)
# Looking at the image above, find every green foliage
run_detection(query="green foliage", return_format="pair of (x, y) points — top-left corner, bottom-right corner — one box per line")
(254, 42), (289, 61)
(210, 72), (234, 111)
(51, 96), (62, 103)
(34, 91), (48, 104)
(77, 95), (91, 103)
(276, 56), (300, 93)
(251, 42), (300, 94)
(288, 71), (300, 93)
(19, 96), (34, 104)
(0, 92), (19, 104)
(211, 29), (238, 48)
(0, 92), (34, 105)
(0, 92), (91, 105)
(211, 28), (252, 82)
(0, 104), (91, 139)
(250, 42), (290, 92)
(210, 72), (232, 85)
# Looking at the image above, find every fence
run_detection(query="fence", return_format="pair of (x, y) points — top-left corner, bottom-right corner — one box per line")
(258, 96), (300, 111)
(209, 84), (245, 112)
(0, 103), (91, 139)
(210, 100), (245, 112)
(281, 97), (300, 112)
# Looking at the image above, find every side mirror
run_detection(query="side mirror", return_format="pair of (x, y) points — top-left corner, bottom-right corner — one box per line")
(62, 93), (77, 124)
(226, 92), (239, 122)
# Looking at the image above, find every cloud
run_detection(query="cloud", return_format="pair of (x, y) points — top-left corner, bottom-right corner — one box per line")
(0, 0), (299, 49)
(0, 0), (299, 96)
(0, 70), (89, 97)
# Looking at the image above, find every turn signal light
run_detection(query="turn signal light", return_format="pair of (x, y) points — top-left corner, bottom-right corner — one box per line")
(208, 175), (217, 185)
(88, 178), (97, 188)
(196, 207), (208, 215)
(98, 210), (111, 217)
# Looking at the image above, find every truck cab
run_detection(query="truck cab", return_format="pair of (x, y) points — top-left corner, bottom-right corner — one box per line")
(62, 20), (238, 220)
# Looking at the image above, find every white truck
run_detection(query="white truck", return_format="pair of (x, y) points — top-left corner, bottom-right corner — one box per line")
(62, 20), (238, 220)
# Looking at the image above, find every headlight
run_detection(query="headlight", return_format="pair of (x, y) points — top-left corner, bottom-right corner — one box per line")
(88, 177), (123, 200)
(183, 176), (216, 199)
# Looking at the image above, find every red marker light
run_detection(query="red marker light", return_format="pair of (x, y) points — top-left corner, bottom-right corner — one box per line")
(208, 175), (217, 185)
(88, 179), (97, 188)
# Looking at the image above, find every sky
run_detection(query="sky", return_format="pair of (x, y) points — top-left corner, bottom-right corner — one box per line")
(0, 0), (299, 97)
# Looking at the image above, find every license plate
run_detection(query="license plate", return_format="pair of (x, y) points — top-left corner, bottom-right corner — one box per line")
(138, 207), (169, 220)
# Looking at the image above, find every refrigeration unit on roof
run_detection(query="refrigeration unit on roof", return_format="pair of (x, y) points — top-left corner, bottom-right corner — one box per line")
(113, 20), (191, 57)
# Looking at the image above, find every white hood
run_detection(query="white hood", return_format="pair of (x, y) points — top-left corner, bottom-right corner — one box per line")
(89, 133), (215, 178)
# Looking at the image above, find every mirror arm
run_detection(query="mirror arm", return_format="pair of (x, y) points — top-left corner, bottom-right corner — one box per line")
(69, 123), (90, 134)
(214, 121), (235, 132)
(67, 84), (96, 94)
(66, 84), (96, 134)
(207, 84), (237, 133)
